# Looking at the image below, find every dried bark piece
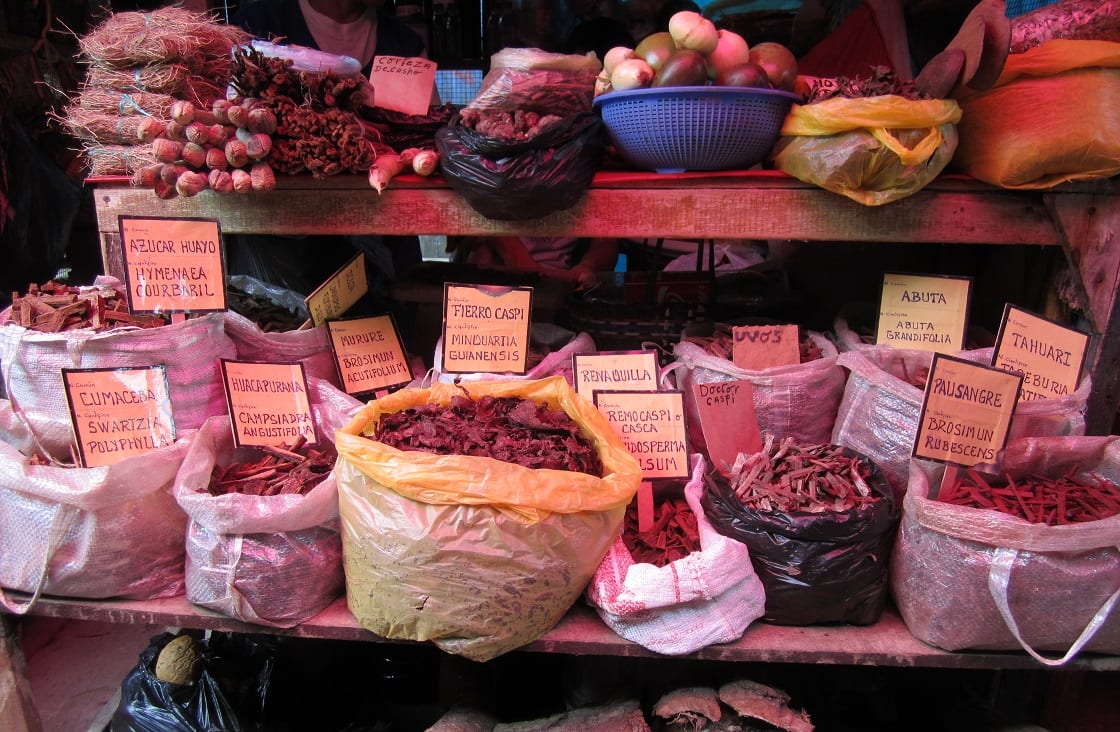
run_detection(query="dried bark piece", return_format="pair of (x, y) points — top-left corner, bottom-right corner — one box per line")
(492, 699), (649, 732)
(718, 679), (814, 732)
(653, 686), (723, 731)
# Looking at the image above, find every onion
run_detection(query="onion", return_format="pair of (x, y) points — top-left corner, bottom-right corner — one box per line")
(603, 45), (636, 76)
(610, 57), (655, 91)
(668, 11), (719, 55)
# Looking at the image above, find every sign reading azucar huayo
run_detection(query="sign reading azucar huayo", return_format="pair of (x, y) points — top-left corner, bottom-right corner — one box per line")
(220, 359), (317, 449)
(62, 365), (176, 468)
(118, 216), (227, 314)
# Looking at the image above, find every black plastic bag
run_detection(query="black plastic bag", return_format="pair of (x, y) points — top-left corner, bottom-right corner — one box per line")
(434, 112), (605, 221)
(110, 632), (276, 732)
(700, 451), (900, 626)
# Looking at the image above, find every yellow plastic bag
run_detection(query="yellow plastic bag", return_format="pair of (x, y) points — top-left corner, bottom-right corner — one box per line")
(335, 376), (641, 661)
(772, 95), (962, 206)
(953, 40), (1120, 188)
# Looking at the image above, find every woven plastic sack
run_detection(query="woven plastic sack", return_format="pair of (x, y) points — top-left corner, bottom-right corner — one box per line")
(891, 436), (1120, 664)
(953, 40), (1120, 188)
(702, 445), (899, 626)
(223, 275), (340, 388)
(173, 379), (361, 627)
(831, 346), (1089, 502)
(334, 376), (641, 661)
(0, 401), (188, 614)
(0, 277), (234, 461)
(772, 95), (961, 205)
(431, 324), (596, 385)
(467, 47), (600, 117)
(668, 332), (845, 450)
(585, 455), (765, 655)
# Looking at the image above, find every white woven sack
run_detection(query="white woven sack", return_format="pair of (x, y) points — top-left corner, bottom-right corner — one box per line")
(0, 403), (189, 614)
(223, 310), (340, 388)
(0, 278), (234, 460)
(669, 332), (845, 446)
(173, 378), (361, 626)
(585, 455), (766, 655)
(431, 324), (596, 385)
(831, 346), (1089, 502)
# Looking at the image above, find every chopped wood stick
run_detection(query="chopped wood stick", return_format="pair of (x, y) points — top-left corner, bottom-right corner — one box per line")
(940, 467), (1120, 525)
(5, 281), (169, 332)
(207, 439), (336, 497)
(622, 496), (701, 567)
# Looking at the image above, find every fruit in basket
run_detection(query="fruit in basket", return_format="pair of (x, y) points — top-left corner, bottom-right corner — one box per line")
(603, 45), (636, 76)
(635, 31), (676, 71)
(748, 42), (799, 92)
(705, 28), (752, 79)
(653, 49), (709, 87)
(611, 57), (656, 91)
(668, 10), (719, 54)
(714, 61), (771, 89)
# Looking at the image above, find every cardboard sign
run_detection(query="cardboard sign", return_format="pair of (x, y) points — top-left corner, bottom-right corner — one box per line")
(118, 216), (226, 314)
(876, 273), (971, 352)
(992, 304), (1089, 402)
(689, 378), (762, 476)
(367, 55), (437, 116)
(572, 351), (659, 401)
(221, 360), (317, 448)
(327, 314), (411, 396)
(304, 252), (368, 327)
(731, 324), (800, 371)
(441, 283), (532, 374)
(62, 366), (176, 468)
(913, 353), (1022, 468)
(594, 390), (690, 480)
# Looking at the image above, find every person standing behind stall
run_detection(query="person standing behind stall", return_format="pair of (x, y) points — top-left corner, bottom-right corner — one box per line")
(225, 0), (428, 300)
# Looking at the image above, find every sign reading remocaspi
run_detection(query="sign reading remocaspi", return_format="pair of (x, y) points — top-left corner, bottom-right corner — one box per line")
(594, 389), (690, 480)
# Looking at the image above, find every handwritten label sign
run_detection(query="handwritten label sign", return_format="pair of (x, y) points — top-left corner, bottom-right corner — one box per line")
(594, 390), (690, 480)
(327, 314), (411, 396)
(690, 378), (762, 476)
(368, 55), (437, 116)
(441, 283), (532, 374)
(573, 351), (659, 401)
(731, 324), (800, 371)
(992, 304), (1089, 402)
(304, 252), (367, 327)
(118, 216), (226, 314)
(63, 366), (176, 468)
(913, 353), (1022, 468)
(221, 360), (317, 449)
(876, 273), (971, 352)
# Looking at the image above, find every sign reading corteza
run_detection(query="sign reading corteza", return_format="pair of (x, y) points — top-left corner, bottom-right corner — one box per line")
(991, 304), (1089, 402)
(875, 272), (971, 353)
(913, 353), (1022, 469)
(118, 216), (227, 314)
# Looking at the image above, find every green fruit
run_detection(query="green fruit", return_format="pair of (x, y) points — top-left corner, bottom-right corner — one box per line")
(714, 61), (771, 88)
(635, 31), (675, 72)
(653, 49), (709, 88)
(748, 42), (798, 92)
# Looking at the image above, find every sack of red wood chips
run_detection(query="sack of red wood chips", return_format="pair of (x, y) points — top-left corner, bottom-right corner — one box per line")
(0, 401), (188, 613)
(891, 436), (1120, 663)
(334, 376), (641, 662)
(585, 455), (766, 655)
(669, 331), (845, 448)
(0, 276), (234, 461)
(173, 379), (361, 628)
(431, 323), (596, 385)
(223, 275), (340, 388)
(831, 345), (1089, 503)
(952, 40), (1120, 188)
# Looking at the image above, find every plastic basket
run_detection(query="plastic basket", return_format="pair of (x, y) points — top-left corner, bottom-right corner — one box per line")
(593, 85), (800, 173)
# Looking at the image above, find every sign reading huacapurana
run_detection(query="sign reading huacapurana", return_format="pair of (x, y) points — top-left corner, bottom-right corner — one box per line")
(594, 390), (690, 480)
(572, 351), (659, 401)
(441, 283), (532, 374)
(63, 365), (176, 468)
(992, 304), (1089, 402)
(327, 314), (411, 396)
(304, 252), (368, 328)
(913, 353), (1022, 468)
(118, 216), (226, 314)
(221, 360), (317, 448)
(876, 273), (971, 352)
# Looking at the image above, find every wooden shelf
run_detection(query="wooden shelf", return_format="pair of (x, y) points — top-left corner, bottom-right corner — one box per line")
(12, 593), (1120, 672)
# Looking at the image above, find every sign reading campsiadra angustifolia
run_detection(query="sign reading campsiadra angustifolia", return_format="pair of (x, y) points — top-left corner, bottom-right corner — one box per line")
(221, 359), (317, 449)
(876, 273), (971, 352)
